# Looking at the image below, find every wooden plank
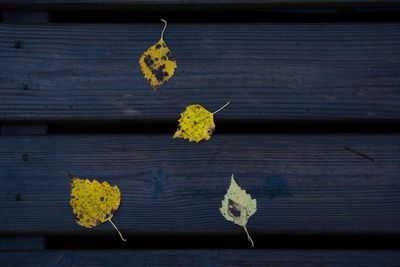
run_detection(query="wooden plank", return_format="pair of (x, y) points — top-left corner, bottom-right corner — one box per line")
(0, 134), (399, 235)
(1, 124), (48, 135)
(0, 237), (45, 250)
(1, 0), (400, 9)
(2, 11), (49, 24)
(1, 250), (400, 266)
(0, 23), (399, 122)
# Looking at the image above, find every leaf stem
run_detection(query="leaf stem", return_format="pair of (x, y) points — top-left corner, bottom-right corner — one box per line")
(109, 219), (127, 242)
(243, 225), (254, 247)
(213, 101), (230, 115)
(160, 19), (167, 40)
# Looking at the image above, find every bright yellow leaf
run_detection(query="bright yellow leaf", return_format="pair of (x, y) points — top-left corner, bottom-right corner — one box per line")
(220, 174), (257, 247)
(70, 176), (126, 241)
(139, 19), (177, 90)
(173, 102), (230, 143)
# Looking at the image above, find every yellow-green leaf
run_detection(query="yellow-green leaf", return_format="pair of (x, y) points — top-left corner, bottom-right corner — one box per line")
(220, 174), (257, 247)
(173, 102), (230, 143)
(70, 176), (126, 241)
(139, 19), (177, 90)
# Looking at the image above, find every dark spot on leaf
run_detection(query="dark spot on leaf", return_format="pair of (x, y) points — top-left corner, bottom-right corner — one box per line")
(79, 214), (83, 218)
(164, 72), (169, 77)
(111, 209), (117, 214)
(162, 44), (167, 48)
(166, 51), (175, 61)
(155, 44), (161, 49)
(154, 65), (166, 82)
(228, 199), (241, 218)
(144, 55), (154, 67)
(100, 196), (104, 201)
(161, 56), (167, 60)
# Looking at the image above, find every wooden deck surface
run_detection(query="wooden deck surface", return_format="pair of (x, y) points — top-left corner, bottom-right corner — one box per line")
(0, 1), (399, 266)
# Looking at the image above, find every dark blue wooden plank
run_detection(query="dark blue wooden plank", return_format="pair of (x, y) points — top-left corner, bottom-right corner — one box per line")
(0, 237), (44, 250)
(1, 0), (400, 8)
(1, 250), (400, 267)
(0, 23), (399, 122)
(0, 134), (399, 235)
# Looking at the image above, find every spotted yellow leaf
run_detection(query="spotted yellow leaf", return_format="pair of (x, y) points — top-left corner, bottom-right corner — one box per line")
(139, 19), (177, 90)
(70, 176), (126, 241)
(220, 174), (257, 247)
(173, 102), (230, 143)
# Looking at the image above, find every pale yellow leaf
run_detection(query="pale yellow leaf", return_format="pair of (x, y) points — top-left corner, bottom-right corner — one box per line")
(220, 174), (257, 246)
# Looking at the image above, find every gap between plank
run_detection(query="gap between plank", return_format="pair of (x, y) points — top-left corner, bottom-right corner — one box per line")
(41, 120), (400, 134)
(44, 234), (400, 250)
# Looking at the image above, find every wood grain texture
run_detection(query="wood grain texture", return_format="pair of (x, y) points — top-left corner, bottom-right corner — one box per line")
(2, 11), (49, 24)
(1, 0), (400, 8)
(0, 134), (399, 235)
(1, 250), (400, 267)
(0, 237), (44, 250)
(1, 23), (400, 122)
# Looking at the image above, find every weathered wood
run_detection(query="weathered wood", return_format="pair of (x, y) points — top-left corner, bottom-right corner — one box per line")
(0, 23), (399, 122)
(1, 124), (48, 135)
(2, 11), (49, 24)
(0, 237), (44, 250)
(1, 0), (400, 9)
(0, 134), (399, 235)
(1, 249), (400, 266)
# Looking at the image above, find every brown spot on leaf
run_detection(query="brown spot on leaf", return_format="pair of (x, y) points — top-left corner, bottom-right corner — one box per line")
(228, 199), (241, 218)
(154, 65), (167, 82)
(144, 55), (154, 67)
(166, 51), (175, 61)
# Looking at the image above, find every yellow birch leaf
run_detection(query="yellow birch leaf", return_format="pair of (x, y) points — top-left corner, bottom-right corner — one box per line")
(70, 176), (127, 241)
(139, 19), (177, 90)
(220, 174), (257, 247)
(173, 102), (230, 143)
